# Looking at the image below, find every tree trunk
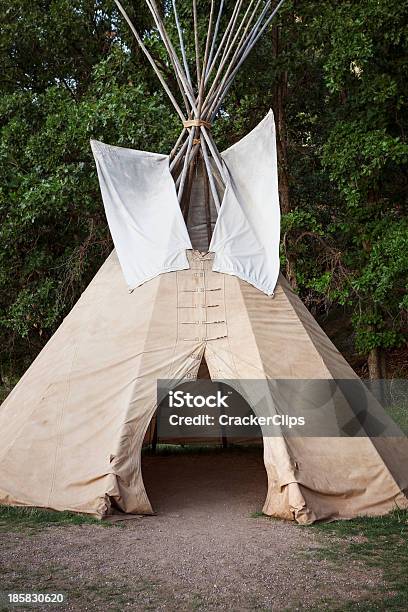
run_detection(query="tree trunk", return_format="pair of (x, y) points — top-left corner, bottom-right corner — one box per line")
(367, 346), (386, 379)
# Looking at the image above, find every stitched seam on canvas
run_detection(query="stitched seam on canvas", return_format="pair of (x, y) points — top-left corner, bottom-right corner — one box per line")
(223, 275), (239, 379)
(47, 341), (79, 507)
(167, 270), (181, 379)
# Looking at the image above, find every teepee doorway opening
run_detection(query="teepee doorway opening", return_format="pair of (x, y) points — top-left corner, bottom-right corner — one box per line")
(141, 351), (266, 516)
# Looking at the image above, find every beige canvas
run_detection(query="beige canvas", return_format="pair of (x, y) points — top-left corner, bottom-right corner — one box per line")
(0, 250), (407, 523)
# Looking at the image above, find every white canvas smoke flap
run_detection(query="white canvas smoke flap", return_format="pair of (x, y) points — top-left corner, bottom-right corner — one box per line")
(91, 111), (280, 295)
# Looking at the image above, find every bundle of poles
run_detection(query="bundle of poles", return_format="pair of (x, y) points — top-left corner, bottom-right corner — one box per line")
(114, 0), (286, 219)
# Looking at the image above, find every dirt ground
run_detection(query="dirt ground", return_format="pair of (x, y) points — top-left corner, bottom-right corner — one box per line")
(0, 448), (381, 611)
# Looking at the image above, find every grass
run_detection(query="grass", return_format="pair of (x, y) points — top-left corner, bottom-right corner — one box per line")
(0, 505), (104, 532)
(250, 510), (266, 518)
(309, 507), (408, 610)
(386, 403), (408, 435)
(142, 442), (262, 456)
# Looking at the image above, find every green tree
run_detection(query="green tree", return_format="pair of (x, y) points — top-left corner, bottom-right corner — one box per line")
(0, 0), (178, 381)
(313, 0), (408, 377)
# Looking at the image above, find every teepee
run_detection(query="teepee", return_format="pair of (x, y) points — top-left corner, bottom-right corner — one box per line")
(0, 0), (407, 524)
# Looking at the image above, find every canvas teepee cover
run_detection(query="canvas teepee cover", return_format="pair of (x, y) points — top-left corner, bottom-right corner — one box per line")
(1, 242), (407, 522)
(0, 0), (407, 523)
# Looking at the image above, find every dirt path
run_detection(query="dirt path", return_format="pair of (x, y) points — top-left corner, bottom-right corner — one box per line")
(0, 449), (379, 611)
